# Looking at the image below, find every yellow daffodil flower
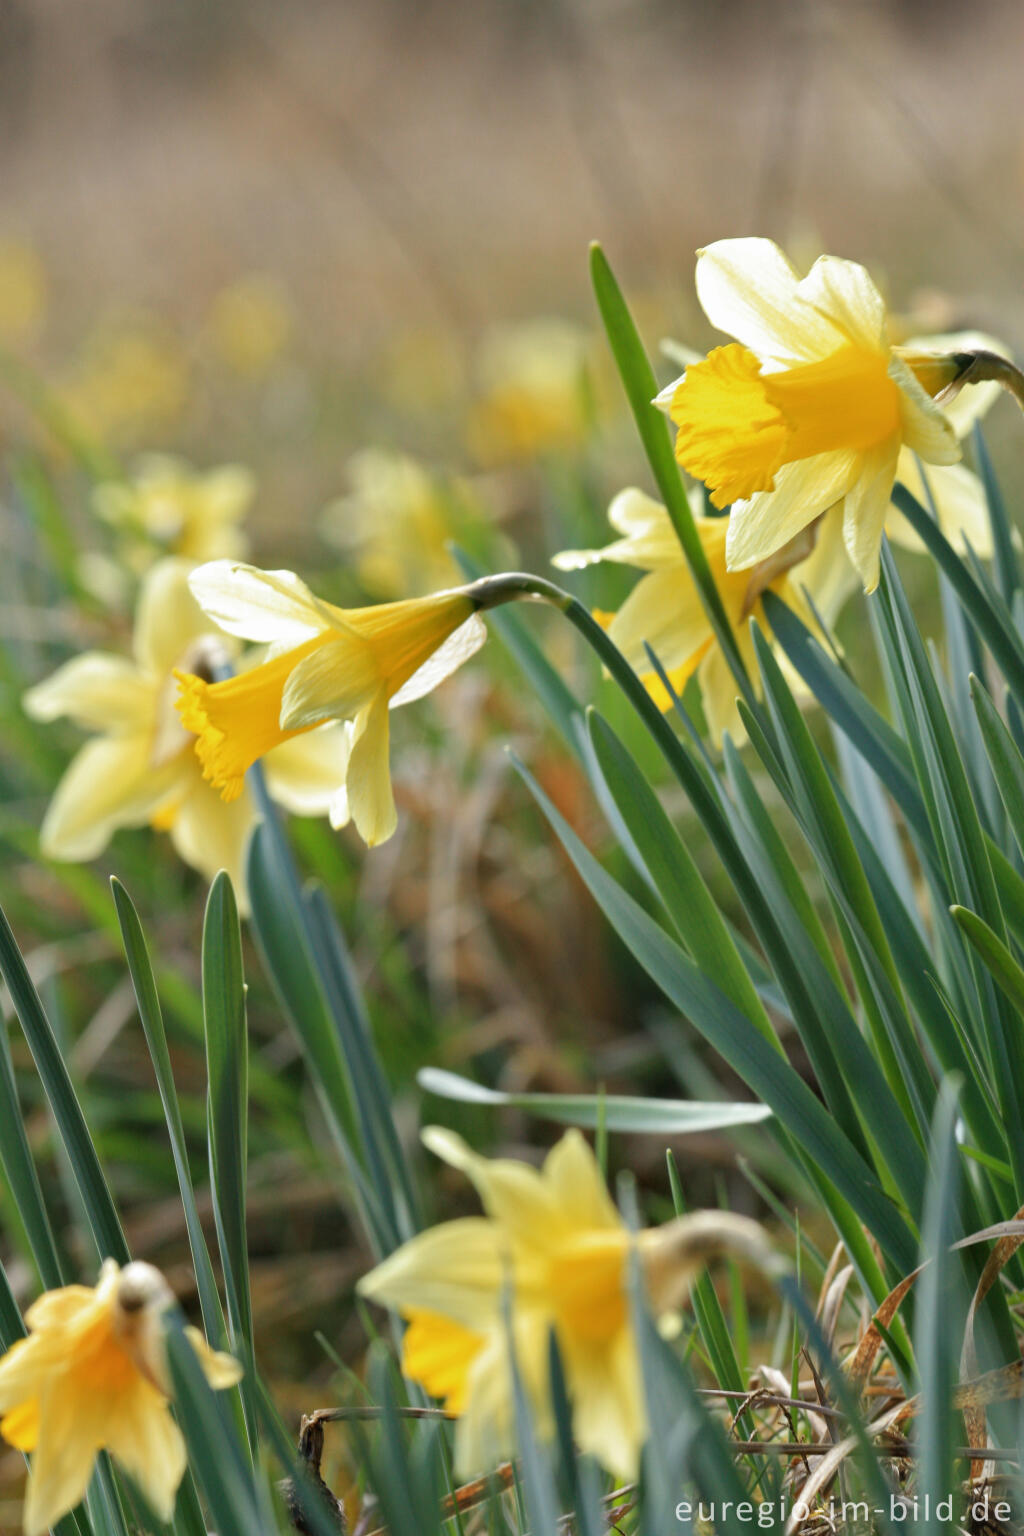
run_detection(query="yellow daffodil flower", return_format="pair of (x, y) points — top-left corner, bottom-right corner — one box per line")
(554, 488), (837, 744)
(358, 1127), (775, 1480)
(658, 238), (978, 592)
(0, 1259), (241, 1536)
(24, 559), (347, 903)
(320, 449), (461, 598)
(93, 455), (254, 563)
(468, 319), (593, 464)
(176, 562), (490, 847)
(62, 317), (188, 445)
(206, 273), (292, 379)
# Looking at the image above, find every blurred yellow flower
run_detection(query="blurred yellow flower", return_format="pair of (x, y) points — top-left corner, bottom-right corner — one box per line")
(207, 273), (292, 379)
(359, 1127), (773, 1480)
(0, 1259), (240, 1536)
(63, 317), (188, 445)
(468, 319), (592, 464)
(0, 238), (47, 344)
(660, 238), (971, 592)
(554, 488), (838, 744)
(320, 448), (460, 598)
(24, 559), (347, 902)
(176, 562), (488, 846)
(94, 455), (254, 562)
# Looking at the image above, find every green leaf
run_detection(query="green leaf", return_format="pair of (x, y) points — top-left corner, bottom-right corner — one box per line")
(418, 1067), (772, 1133)
(202, 873), (257, 1452)
(0, 901), (129, 1264)
(950, 904), (1024, 1016)
(915, 1078), (962, 1536)
(512, 755), (919, 1274)
(971, 674), (1024, 859)
(110, 878), (225, 1345)
(0, 1019), (63, 1288)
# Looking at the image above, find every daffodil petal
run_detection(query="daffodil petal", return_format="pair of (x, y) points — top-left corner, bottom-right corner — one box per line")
(279, 637), (380, 731)
(23, 654), (153, 734)
(188, 561), (334, 644)
(554, 490), (682, 572)
(167, 779), (256, 903)
(390, 613), (487, 708)
(263, 725), (350, 815)
(842, 436), (903, 593)
(725, 449), (860, 570)
(344, 696), (397, 847)
(787, 505), (858, 626)
(134, 558), (216, 676)
(695, 238), (845, 364)
(696, 645), (745, 748)
(22, 1382), (100, 1536)
(889, 353), (960, 466)
(606, 568), (711, 674)
(542, 1130), (620, 1232)
(558, 1325), (644, 1482)
(357, 1218), (505, 1329)
(184, 1326), (244, 1389)
(422, 1126), (562, 1248)
(103, 1381), (186, 1524)
(797, 253), (888, 351)
(39, 736), (181, 861)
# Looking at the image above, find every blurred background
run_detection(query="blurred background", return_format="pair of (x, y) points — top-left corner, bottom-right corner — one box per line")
(3, 0), (1024, 1515)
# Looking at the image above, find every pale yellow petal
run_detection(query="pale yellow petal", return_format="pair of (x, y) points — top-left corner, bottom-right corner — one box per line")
(797, 253), (888, 352)
(888, 453), (993, 559)
(39, 736), (180, 861)
(422, 1127), (560, 1256)
(279, 636), (380, 731)
(183, 1326), (244, 1390)
(606, 568), (711, 674)
(390, 613), (487, 707)
(696, 644), (747, 748)
(695, 238), (845, 363)
(167, 778), (257, 905)
(263, 725), (350, 816)
(22, 1382), (100, 1536)
(553, 489), (682, 572)
(725, 450), (860, 571)
(188, 561), (331, 644)
(453, 1311), (551, 1478)
(358, 1218), (504, 1330)
(842, 436), (903, 593)
(104, 1380), (186, 1525)
(344, 696), (397, 846)
(889, 353), (960, 466)
(133, 557), (215, 676)
(23, 654), (153, 734)
(542, 1130), (621, 1232)
(559, 1324), (644, 1481)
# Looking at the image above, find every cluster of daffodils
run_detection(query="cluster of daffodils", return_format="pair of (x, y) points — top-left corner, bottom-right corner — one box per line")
(0, 1260), (240, 1536)
(359, 1128), (778, 1479)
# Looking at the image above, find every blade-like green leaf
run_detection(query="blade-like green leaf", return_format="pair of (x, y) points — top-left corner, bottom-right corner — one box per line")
(418, 1067), (771, 1133)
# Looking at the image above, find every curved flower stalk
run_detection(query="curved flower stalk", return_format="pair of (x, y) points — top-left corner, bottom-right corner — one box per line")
(176, 562), (512, 847)
(93, 454), (254, 563)
(24, 558), (347, 903)
(659, 238), (1017, 592)
(554, 487), (839, 744)
(0, 1260), (241, 1536)
(358, 1127), (778, 1480)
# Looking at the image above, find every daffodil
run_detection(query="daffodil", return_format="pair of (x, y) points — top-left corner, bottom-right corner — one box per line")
(358, 1127), (774, 1480)
(320, 448), (461, 598)
(176, 562), (491, 847)
(206, 273), (292, 379)
(93, 455), (254, 563)
(62, 316), (188, 445)
(554, 488), (837, 744)
(0, 1259), (241, 1536)
(24, 558), (347, 903)
(658, 238), (986, 592)
(468, 319), (593, 464)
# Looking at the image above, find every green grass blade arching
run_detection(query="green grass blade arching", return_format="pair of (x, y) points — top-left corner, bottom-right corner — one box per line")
(0, 901), (129, 1265)
(110, 877), (226, 1346)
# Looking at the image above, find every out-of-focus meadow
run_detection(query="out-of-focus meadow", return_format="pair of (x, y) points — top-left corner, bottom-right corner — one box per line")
(3, 0), (1024, 1512)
